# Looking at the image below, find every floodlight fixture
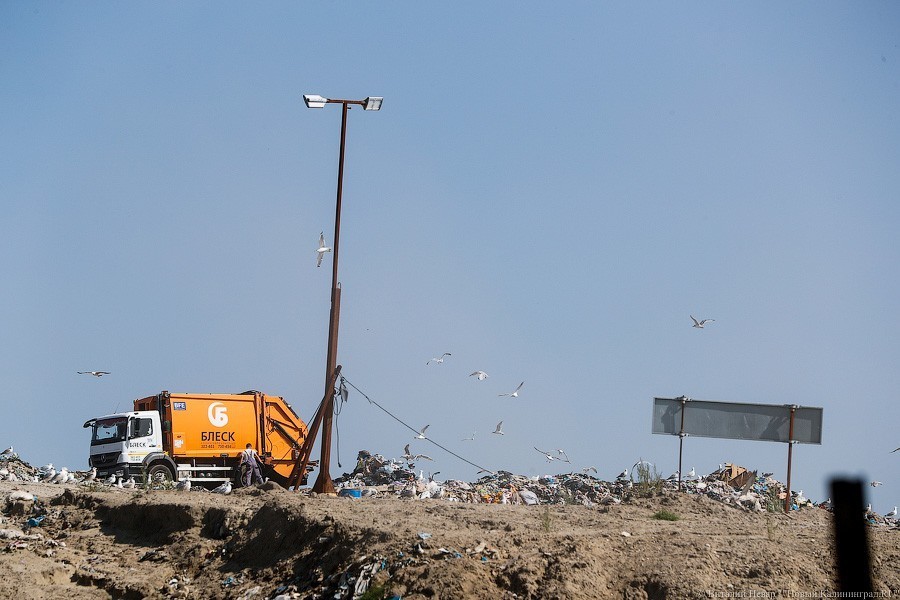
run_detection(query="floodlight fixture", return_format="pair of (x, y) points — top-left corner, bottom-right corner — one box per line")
(303, 94), (328, 109)
(363, 96), (383, 111)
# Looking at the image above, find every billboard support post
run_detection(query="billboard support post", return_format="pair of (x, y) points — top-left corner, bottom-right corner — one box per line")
(784, 405), (797, 513)
(677, 395), (688, 491)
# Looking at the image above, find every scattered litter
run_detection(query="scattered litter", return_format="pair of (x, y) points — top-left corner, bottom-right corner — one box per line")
(25, 515), (45, 528)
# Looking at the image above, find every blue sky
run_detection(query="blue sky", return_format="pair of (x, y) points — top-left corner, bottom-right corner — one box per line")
(2, 2), (898, 511)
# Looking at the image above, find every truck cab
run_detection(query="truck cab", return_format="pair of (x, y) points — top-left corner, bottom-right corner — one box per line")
(83, 411), (169, 482)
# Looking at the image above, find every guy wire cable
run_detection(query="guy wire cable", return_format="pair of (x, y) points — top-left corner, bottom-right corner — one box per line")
(340, 373), (496, 475)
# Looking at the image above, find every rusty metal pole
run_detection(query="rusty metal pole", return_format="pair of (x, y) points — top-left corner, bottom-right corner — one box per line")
(677, 396), (687, 491)
(784, 405), (797, 513)
(288, 364), (342, 490)
(312, 101), (350, 495)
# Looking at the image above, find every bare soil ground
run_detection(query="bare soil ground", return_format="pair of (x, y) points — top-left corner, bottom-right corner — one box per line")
(1, 479), (898, 600)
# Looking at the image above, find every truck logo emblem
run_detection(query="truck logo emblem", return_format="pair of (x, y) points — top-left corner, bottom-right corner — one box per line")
(208, 402), (228, 427)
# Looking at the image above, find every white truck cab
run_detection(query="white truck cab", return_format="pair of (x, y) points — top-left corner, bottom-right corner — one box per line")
(83, 411), (166, 481)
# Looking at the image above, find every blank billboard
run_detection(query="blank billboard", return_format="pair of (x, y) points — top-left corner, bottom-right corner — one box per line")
(652, 397), (822, 445)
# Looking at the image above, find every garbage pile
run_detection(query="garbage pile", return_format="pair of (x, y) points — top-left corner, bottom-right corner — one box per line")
(334, 452), (900, 524)
(0, 453), (93, 485)
(0, 453), (41, 483)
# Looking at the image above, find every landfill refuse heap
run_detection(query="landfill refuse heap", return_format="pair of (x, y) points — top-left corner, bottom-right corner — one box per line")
(334, 451), (889, 519)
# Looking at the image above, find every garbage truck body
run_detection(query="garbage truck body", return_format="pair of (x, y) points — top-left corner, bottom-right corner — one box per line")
(83, 391), (309, 487)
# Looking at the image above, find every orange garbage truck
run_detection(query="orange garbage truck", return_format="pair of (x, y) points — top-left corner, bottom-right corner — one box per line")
(83, 390), (310, 487)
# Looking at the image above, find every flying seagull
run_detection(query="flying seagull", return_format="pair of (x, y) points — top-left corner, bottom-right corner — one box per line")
(461, 430), (476, 442)
(871, 481), (883, 487)
(690, 316), (715, 329)
(78, 371), (110, 377)
(427, 353), (451, 365)
(581, 466), (598, 474)
(469, 370), (489, 381)
(556, 449), (571, 463)
(498, 381), (524, 398)
(316, 232), (332, 268)
(534, 447), (559, 462)
(893, 447), (900, 453)
(492, 421), (504, 435)
(414, 425), (430, 440)
(402, 444), (433, 461)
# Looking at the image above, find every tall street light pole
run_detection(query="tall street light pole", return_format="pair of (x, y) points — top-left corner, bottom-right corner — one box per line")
(303, 94), (382, 494)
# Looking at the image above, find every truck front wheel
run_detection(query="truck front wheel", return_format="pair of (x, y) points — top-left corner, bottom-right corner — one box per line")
(147, 462), (175, 483)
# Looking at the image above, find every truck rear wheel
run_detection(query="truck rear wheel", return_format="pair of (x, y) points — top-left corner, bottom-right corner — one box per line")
(147, 462), (175, 483)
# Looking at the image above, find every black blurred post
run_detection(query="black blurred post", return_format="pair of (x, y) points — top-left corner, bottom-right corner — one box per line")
(831, 479), (873, 594)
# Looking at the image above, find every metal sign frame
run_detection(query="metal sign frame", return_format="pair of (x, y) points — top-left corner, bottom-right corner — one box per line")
(651, 396), (823, 512)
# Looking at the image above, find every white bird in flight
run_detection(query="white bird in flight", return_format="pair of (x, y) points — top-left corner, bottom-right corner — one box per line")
(402, 444), (433, 462)
(871, 481), (883, 487)
(556, 449), (571, 463)
(427, 353), (451, 365)
(78, 371), (110, 377)
(498, 382), (524, 398)
(316, 232), (332, 268)
(690, 316), (715, 328)
(414, 425), (430, 440)
(534, 447), (559, 462)
(461, 430), (476, 442)
(582, 466), (598, 474)
(469, 370), (489, 381)
(492, 421), (504, 435)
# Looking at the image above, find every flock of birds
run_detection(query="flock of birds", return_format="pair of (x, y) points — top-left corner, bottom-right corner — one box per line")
(415, 351), (526, 455)
(404, 316), (717, 474)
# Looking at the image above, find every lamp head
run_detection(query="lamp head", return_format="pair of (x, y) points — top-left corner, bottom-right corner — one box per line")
(303, 94), (328, 109)
(364, 96), (383, 111)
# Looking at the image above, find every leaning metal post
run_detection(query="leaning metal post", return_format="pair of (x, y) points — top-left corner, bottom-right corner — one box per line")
(288, 364), (342, 490)
(312, 101), (351, 495)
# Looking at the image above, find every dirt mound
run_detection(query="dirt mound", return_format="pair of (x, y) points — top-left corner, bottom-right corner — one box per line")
(1, 480), (898, 599)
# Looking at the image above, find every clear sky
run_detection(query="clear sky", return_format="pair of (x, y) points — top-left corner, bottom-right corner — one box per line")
(2, 2), (898, 511)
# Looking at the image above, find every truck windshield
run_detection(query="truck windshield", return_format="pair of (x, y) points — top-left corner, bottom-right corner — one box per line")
(91, 417), (128, 445)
